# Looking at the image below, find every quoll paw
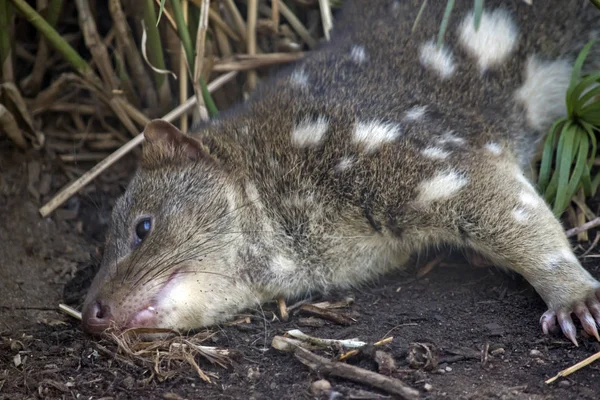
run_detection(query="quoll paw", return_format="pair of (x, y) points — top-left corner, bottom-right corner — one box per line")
(540, 288), (600, 346)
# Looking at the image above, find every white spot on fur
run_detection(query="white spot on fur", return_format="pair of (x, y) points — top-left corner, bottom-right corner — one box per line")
(291, 116), (329, 147)
(350, 45), (367, 64)
(417, 170), (468, 203)
(519, 191), (541, 208)
(485, 142), (502, 155)
(422, 147), (450, 160)
(512, 207), (529, 223)
(419, 40), (456, 79)
(515, 171), (536, 192)
(270, 254), (297, 274)
(404, 106), (428, 121)
(458, 9), (518, 71)
(290, 69), (309, 86)
(353, 121), (402, 153)
(515, 56), (572, 131)
(545, 248), (579, 269)
(438, 131), (466, 146)
(336, 157), (355, 171)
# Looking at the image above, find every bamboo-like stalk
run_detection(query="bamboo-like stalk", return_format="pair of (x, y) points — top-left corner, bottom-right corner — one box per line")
(109, 0), (158, 110)
(246, 0), (258, 90)
(8, 0), (97, 84)
(171, 0), (218, 117)
(39, 71), (237, 218)
(178, 0), (189, 131)
(21, 0), (64, 93)
(0, 0), (14, 82)
(74, 0), (119, 89)
(143, 0), (171, 110)
(276, 1), (317, 49)
(272, 0), (280, 32)
(192, 0), (210, 121)
(222, 0), (247, 44)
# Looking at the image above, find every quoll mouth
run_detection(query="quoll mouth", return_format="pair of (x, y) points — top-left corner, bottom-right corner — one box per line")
(82, 269), (185, 335)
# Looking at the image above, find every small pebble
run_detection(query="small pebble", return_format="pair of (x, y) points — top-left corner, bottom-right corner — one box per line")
(491, 347), (505, 356)
(247, 367), (260, 381)
(445, 366), (452, 372)
(424, 383), (433, 391)
(558, 380), (571, 388)
(529, 349), (542, 357)
(311, 379), (332, 395)
(437, 368), (446, 374)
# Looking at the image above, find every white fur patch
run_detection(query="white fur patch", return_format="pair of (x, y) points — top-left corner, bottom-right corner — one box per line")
(417, 170), (468, 203)
(404, 106), (428, 121)
(270, 254), (297, 274)
(519, 191), (541, 208)
(290, 69), (309, 86)
(336, 157), (355, 171)
(350, 45), (367, 64)
(545, 248), (579, 269)
(458, 9), (518, 71)
(422, 147), (450, 160)
(512, 207), (529, 223)
(515, 171), (536, 192)
(291, 116), (329, 147)
(438, 131), (466, 146)
(419, 40), (456, 79)
(484, 142), (502, 155)
(353, 121), (402, 153)
(515, 56), (571, 131)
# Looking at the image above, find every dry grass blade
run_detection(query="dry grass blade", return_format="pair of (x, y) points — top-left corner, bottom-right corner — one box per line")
(546, 350), (600, 384)
(246, 0), (259, 90)
(192, 0), (210, 122)
(213, 52), (305, 71)
(39, 71), (238, 217)
(272, 1), (318, 48)
(0, 105), (27, 148)
(318, 0), (333, 41)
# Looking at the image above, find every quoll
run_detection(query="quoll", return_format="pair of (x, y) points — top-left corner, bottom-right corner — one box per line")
(82, 0), (600, 345)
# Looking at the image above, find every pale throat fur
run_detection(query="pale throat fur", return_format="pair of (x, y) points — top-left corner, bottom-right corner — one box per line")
(82, 0), (600, 344)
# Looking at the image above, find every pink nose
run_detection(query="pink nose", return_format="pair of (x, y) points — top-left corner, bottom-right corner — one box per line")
(81, 300), (113, 335)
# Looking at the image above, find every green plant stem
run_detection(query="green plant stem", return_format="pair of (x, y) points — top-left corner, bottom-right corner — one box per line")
(0, 0), (12, 77)
(8, 0), (98, 85)
(46, 0), (64, 26)
(170, 0), (218, 117)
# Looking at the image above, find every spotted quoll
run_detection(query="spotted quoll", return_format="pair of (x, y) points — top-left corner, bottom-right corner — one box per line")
(82, 0), (600, 345)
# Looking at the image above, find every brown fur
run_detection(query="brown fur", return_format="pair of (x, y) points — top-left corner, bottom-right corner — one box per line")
(82, 0), (600, 341)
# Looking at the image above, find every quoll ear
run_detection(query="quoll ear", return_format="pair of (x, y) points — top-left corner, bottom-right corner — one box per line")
(142, 119), (210, 168)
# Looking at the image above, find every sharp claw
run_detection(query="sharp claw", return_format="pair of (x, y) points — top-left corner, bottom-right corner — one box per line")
(557, 311), (579, 346)
(588, 299), (600, 327)
(540, 311), (556, 335)
(575, 304), (600, 341)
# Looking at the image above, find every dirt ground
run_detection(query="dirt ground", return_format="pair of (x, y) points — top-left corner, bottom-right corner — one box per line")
(1, 142), (600, 400)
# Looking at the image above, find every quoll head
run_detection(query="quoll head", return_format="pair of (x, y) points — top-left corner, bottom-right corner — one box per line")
(81, 120), (258, 335)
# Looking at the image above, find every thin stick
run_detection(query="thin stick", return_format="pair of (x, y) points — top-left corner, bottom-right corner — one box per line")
(276, 1), (317, 49)
(271, 0), (279, 32)
(39, 71), (237, 217)
(318, 0), (333, 41)
(192, 0), (210, 122)
(545, 350), (600, 384)
(246, 0), (258, 90)
(299, 304), (355, 326)
(285, 339), (419, 399)
(212, 52), (304, 72)
(179, 0), (189, 132)
(566, 216), (600, 238)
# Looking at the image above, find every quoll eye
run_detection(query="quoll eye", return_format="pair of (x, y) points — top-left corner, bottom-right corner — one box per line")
(134, 217), (152, 245)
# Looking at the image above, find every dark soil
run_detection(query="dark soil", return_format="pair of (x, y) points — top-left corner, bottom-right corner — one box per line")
(2, 143), (600, 400)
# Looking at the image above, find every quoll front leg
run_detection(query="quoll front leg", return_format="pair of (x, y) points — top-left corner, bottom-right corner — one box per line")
(423, 156), (600, 345)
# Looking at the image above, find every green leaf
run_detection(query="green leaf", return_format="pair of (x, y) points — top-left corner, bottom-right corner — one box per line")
(538, 118), (564, 191)
(569, 71), (600, 115)
(157, 0), (167, 26)
(412, 0), (428, 33)
(437, 0), (455, 47)
(473, 0), (484, 31)
(566, 39), (597, 114)
(553, 121), (576, 215)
